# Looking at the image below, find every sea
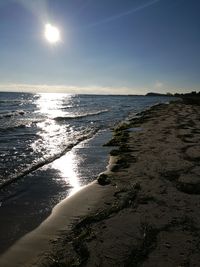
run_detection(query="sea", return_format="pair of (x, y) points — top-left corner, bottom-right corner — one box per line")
(0, 92), (172, 253)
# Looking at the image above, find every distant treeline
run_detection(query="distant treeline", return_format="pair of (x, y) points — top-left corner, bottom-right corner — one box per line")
(173, 91), (200, 97)
(146, 91), (200, 97)
(146, 91), (200, 105)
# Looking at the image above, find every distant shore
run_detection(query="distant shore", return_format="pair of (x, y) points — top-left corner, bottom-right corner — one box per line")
(1, 99), (200, 266)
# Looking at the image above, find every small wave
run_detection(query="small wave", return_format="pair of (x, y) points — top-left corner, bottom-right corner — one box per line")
(0, 128), (99, 190)
(0, 99), (21, 104)
(60, 105), (75, 109)
(54, 109), (109, 121)
(0, 110), (26, 119)
(0, 100), (9, 104)
(0, 124), (28, 133)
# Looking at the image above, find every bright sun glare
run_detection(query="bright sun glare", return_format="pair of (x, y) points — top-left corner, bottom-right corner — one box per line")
(44, 23), (60, 44)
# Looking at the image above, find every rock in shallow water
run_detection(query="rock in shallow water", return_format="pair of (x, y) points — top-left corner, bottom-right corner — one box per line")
(97, 173), (111, 186)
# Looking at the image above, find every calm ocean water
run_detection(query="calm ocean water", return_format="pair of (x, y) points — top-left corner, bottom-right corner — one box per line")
(0, 92), (172, 253)
(0, 92), (171, 187)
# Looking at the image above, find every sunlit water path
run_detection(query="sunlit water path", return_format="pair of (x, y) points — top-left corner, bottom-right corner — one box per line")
(0, 92), (173, 254)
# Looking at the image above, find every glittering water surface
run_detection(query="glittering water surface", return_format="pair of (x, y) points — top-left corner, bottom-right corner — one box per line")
(0, 92), (173, 253)
(0, 92), (172, 187)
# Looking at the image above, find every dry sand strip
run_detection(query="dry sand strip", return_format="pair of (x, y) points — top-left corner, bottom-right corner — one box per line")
(1, 100), (200, 267)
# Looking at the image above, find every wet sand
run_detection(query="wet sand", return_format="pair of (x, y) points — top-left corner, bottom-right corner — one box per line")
(1, 100), (200, 266)
(0, 182), (114, 267)
(0, 130), (112, 255)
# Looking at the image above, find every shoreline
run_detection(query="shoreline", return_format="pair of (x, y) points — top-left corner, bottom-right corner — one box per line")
(42, 100), (200, 267)
(0, 94), (172, 254)
(0, 129), (112, 255)
(1, 99), (200, 266)
(0, 181), (114, 267)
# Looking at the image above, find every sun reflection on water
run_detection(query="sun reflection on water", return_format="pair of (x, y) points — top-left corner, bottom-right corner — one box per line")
(51, 150), (81, 196)
(32, 118), (68, 156)
(32, 93), (71, 155)
(32, 93), (82, 195)
(35, 93), (72, 118)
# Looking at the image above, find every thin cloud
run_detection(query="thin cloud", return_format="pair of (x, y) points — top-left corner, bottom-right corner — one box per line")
(0, 83), (149, 95)
(83, 0), (161, 28)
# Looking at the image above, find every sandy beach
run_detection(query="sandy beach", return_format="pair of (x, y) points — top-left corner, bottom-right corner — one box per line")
(1, 0), (199, 266)
(1, 99), (200, 267)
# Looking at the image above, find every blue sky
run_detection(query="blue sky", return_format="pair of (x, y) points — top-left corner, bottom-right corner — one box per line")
(0, 0), (199, 94)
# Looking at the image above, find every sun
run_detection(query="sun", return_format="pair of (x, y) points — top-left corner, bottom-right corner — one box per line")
(44, 23), (60, 44)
